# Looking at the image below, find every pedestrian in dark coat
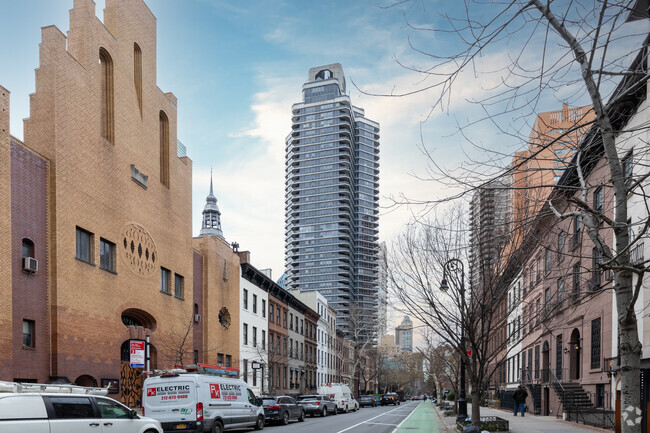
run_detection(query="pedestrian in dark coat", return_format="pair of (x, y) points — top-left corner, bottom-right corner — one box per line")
(513, 385), (528, 416)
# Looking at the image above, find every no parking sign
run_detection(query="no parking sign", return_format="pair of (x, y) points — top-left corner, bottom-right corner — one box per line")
(130, 340), (145, 368)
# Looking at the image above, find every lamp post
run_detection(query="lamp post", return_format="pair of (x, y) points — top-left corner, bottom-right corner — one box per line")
(440, 258), (469, 423)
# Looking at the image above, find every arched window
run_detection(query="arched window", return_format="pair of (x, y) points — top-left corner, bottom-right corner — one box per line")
(99, 48), (115, 143)
(159, 110), (170, 187)
(22, 238), (34, 259)
(134, 43), (143, 116)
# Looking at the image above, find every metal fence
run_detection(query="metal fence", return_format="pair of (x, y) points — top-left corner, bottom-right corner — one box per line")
(499, 390), (515, 411)
(565, 408), (615, 430)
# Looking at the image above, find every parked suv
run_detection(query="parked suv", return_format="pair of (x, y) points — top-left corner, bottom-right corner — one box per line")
(0, 386), (163, 433)
(380, 393), (400, 406)
(358, 395), (377, 407)
(297, 394), (338, 417)
(261, 396), (305, 425)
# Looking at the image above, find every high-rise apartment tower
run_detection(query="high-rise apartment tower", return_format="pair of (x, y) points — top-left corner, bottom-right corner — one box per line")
(285, 64), (380, 340)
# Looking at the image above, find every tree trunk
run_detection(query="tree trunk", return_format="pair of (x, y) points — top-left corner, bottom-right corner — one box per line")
(472, 392), (481, 425)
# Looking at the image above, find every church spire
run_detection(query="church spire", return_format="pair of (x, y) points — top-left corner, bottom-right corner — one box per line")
(199, 169), (225, 239)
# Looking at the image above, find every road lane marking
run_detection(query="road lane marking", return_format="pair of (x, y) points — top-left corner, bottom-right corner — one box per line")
(365, 422), (400, 426)
(335, 403), (417, 433)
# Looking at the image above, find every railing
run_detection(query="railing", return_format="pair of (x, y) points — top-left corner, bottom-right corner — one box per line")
(630, 241), (644, 265)
(565, 408), (615, 430)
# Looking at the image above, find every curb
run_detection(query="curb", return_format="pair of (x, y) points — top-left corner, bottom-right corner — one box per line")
(432, 404), (458, 433)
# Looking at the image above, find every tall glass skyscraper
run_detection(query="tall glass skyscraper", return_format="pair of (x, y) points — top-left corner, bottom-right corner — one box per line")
(285, 64), (380, 340)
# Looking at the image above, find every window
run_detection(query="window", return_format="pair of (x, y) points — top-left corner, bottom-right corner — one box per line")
(97, 398), (131, 419)
(596, 384), (605, 407)
(252, 326), (257, 348)
(99, 238), (115, 272)
(76, 227), (93, 263)
(591, 318), (601, 369)
(22, 238), (34, 259)
(243, 359), (248, 383)
(290, 313), (294, 330)
(536, 256), (541, 281)
(49, 396), (95, 419)
(269, 303), (273, 322)
(301, 319), (304, 335)
(133, 43), (143, 116)
(174, 274), (184, 299)
(243, 289), (248, 310)
(557, 232), (565, 262)
(592, 248), (602, 288)
(557, 278), (564, 309)
(573, 262), (581, 301)
(262, 299), (266, 318)
(572, 216), (581, 245)
(534, 345), (540, 379)
(217, 353), (223, 366)
(226, 355), (231, 367)
(277, 308), (281, 325)
(545, 288), (551, 317)
(159, 111), (170, 187)
(243, 323), (248, 345)
(23, 319), (34, 348)
(593, 186), (603, 213)
(160, 268), (171, 294)
(545, 248), (551, 273)
(556, 335), (563, 380)
(262, 330), (266, 350)
(269, 333), (274, 352)
(99, 48), (114, 143)
(622, 151), (633, 188)
(283, 311), (287, 327)
(252, 368), (257, 387)
(290, 338), (294, 358)
(253, 294), (257, 314)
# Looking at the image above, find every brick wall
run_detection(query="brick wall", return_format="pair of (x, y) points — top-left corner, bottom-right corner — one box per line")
(0, 86), (13, 375)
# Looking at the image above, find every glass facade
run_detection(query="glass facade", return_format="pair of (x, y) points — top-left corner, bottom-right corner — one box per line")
(285, 65), (380, 340)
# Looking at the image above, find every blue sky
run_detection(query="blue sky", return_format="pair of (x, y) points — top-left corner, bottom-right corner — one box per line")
(2, 0), (644, 324)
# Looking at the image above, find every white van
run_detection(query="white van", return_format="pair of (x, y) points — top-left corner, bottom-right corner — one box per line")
(0, 380), (163, 433)
(316, 383), (355, 413)
(143, 373), (264, 433)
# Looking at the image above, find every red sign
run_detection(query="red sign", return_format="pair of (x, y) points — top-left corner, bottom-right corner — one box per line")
(466, 348), (472, 356)
(209, 384), (221, 399)
(147, 388), (156, 397)
(130, 340), (145, 368)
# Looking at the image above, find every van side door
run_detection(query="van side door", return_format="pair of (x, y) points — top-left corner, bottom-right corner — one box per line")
(43, 396), (100, 433)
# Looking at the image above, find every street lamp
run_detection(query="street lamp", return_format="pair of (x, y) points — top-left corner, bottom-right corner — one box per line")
(440, 258), (469, 423)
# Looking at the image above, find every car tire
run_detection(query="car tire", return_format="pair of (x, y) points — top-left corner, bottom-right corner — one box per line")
(333, 406), (338, 415)
(281, 411), (289, 425)
(212, 420), (224, 433)
(254, 415), (265, 430)
(299, 410), (305, 422)
(321, 407), (327, 417)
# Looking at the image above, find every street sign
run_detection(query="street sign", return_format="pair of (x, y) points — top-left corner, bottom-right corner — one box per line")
(130, 340), (145, 368)
(466, 348), (472, 357)
(251, 362), (262, 370)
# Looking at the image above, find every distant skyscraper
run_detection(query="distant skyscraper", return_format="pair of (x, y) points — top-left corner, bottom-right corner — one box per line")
(284, 64), (380, 340)
(377, 241), (388, 336)
(395, 316), (413, 352)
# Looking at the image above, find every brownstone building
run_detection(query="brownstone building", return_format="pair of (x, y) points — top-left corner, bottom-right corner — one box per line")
(0, 0), (197, 406)
(268, 285), (290, 394)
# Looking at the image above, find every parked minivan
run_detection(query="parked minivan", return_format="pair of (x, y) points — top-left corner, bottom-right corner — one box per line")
(316, 383), (355, 413)
(143, 373), (265, 433)
(0, 380), (163, 433)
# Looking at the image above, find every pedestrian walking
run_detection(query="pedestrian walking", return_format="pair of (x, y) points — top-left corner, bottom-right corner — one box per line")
(513, 385), (528, 416)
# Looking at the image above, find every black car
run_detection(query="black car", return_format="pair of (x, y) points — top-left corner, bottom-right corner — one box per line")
(262, 396), (305, 425)
(380, 393), (400, 406)
(297, 394), (338, 417)
(358, 395), (377, 407)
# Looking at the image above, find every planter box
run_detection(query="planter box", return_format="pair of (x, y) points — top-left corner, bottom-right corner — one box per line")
(457, 416), (509, 432)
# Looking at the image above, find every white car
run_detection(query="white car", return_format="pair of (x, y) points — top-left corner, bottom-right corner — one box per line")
(0, 391), (163, 433)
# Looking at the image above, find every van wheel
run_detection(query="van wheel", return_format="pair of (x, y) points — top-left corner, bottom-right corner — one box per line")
(212, 420), (224, 433)
(254, 415), (265, 430)
(321, 407), (327, 417)
(299, 410), (305, 422)
(281, 411), (289, 425)
(333, 406), (338, 415)
(344, 405), (349, 413)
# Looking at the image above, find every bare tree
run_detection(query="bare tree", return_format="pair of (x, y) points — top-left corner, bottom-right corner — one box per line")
(157, 314), (195, 368)
(375, 1), (649, 430)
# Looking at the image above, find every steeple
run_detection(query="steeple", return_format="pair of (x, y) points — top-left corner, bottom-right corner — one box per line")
(199, 169), (225, 239)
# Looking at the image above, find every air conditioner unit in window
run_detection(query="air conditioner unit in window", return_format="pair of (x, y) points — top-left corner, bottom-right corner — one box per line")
(23, 257), (38, 273)
(194, 314), (202, 323)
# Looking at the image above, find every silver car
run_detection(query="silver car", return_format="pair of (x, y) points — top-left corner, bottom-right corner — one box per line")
(297, 395), (338, 417)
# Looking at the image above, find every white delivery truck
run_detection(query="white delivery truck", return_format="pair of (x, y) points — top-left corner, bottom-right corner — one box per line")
(316, 383), (355, 413)
(143, 370), (265, 433)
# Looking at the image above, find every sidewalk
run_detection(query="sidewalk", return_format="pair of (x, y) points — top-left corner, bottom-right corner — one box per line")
(434, 404), (612, 433)
(392, 401), (443, 432)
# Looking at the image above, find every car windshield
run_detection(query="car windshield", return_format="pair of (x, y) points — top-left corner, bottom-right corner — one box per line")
(297, 395), (319, 400)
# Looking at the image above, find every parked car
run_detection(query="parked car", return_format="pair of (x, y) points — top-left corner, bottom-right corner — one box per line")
(261, 396), (305, 425)
(317, 383), (354, 413)
(0, 381), (163, 433)
(380, 393), (400, 406)
(297, 394), (338, 417)
(358, 395), (377, 407)
(143, 372), (265, 432)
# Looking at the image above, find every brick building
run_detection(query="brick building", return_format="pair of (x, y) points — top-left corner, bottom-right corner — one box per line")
(0, 0), (196, 407)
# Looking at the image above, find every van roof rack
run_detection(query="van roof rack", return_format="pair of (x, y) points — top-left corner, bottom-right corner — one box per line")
(150, 364), (240, 378)
(0, 380), (109, 395)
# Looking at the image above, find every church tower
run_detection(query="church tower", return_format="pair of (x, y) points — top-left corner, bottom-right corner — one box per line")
(199, 171), (224, 239)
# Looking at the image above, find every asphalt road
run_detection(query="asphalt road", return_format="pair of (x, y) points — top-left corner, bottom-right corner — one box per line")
(232, 401), (420, 433)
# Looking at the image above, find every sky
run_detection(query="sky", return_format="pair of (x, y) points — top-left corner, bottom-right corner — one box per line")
(2, 0), (644, 333)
